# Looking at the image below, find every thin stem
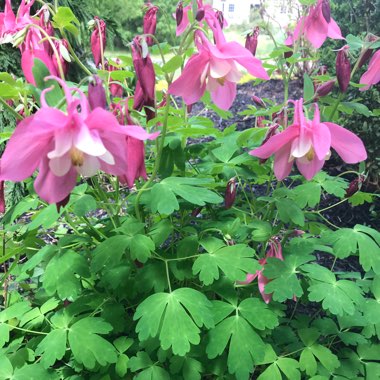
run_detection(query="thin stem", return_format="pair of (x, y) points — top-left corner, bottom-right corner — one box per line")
(315, 198), (348, 214)
(0, 97), (23, 120)
(3, 323), (48, 335)
(165, 260), (172, 293)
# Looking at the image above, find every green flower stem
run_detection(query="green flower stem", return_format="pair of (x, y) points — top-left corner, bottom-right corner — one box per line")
(314, 198), (348, 213)
(4, 323), (48, 335)
(0, 97), (23, 120)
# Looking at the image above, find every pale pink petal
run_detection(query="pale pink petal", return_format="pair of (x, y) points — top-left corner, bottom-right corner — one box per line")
(250, 125), (299, 159)
(296, 155), (325, 180)
(34, 156), (77, 204)
(74, 124), (107, 157)
(209, 56), (232, 78)
(123, 126), (160, 141)
(210, 80), (236, 110)
(0, 116), (54, 182)
(273, 142), (294, 180)
(99, 151), (115, 165)
(324, 122), (367, 163)
(47, 130), (73, 159)
(327, 18), (344, 40)
(312, 122), (331, 160)
(77, 155), (101, 177)
(290, 133), (312, 158)
(49, 154), (72, 177)
(168, 52), (209, 105)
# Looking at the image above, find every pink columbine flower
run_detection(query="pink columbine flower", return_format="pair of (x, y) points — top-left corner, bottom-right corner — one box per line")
(169, 18), (269, 110)
(359, 50), (380, 91)
(289, 0), (343, 49)
(250, 99), (367, 180)
(0, 77), (159, 204)
(239, 238), (283, 304)
(245, 26), (260, 56)
(91, 16), (106, 68)
(143, 3), (159, 46)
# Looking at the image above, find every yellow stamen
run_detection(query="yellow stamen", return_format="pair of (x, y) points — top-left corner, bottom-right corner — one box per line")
(306, 147), (315, 161)
(217, 76), (226, 86)
(70, 147), (84, 166)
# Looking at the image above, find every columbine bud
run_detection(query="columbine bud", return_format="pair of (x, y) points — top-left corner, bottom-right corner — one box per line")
(216, 11), (225, 29)
(52, 39), (70, 76)
(256, 116), (265, 128)
(224, 178), (237, 209)
(345, 175), (365, 198)
(245, 26), (259, 56)
(88, 75), (107, 110)
(358, 34), (378, 68)
(39, 7), (54, 55)
(91, 16), (106, 68)
(259, 124), (280, 164)
(336, 45), (351, 93)
(143, 3), (159, 46)
(321, 0), (331, 22)
(196, 7), (205, 21)
(315, 79), (336, 97)
(0, 181), (5, 213)
(176, 1), (184, 26)
(252, 95), (265, 107)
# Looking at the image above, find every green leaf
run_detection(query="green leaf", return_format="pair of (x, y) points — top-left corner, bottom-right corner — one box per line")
(276, 199), (305, 226)
(239, 298), (279, 330)
(13, 363), (57, 380)
(250, 220), (273, 242)
(150, 182), (179, 215)
(36, 329), (67, 368)
(300, 348), (318, 376)
(314, 172), (347, 198)
(192, 244), (260, 285)
(136, 366), (170, 380)
(292, 182), (321, 208)
(73, 194), (97, 217)
(53, 7), (79, 35)
(264, 253), (313, 302)
(91, 235), (131, 272)
(207, 315), (266, 379)
(170, 356), (203, 380)
(134, 288), (214, 356)
(346, 34), (363, 50)
(277, 358), (301, 380)
(257, 363), (282, 380)
(162, 55), (183, 73)
(302, 264), (364, 316)
(115, 354), (129, 377)
(303, 73), (314, 101)
(129, 235), (155, 263)
(68, 317), (117, 369)
(347, 191), (373, 206)
(310, 344), (340, 372)
(42, 250), (90, 301)
(0, 356), (13, 379)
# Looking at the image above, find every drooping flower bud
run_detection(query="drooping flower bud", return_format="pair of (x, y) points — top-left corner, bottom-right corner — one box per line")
(315, 79), (336, 97)
(245, 27), (259, 56)
(52, 39), (70, 77)
(143, 3), (159, 46)
(176, 1), (184, 26)
(0, 181), (5, 213)
(104, 59), (124, 98)
(224, 178), (237, 209)
(196, 7), (205, 21)
(39, 7), (54, 55)
(91, 16), (106, 68)
(358, 35), (378, 68)
(336, 45), (351, 93)
(345, 175), (365, 198)
(252, 95), (265, 107)
(321, 0), (331, 23)
(88, 75), (107, 110)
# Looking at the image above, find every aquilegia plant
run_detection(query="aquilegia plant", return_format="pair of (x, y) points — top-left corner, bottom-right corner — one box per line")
(0, 0), (379, 379)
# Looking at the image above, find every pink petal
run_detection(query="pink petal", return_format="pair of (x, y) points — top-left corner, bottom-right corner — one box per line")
(273, 142), (294, 180)
(210, 80), (236, 110)
(327, 18), (344, 40)
(74, 124), (107, 157)
(237, 272), (258, 285)
(34, 156), (78, 204)
(290, 133), (312, 158)
(304, 7), (329, 48)
(209, 56), (232, 78)
(49, 154), (72, 176)
(324, 122), (367, 163)
(168, 52), (209, 105)
(257, 272), (272, 304)
(250, 125), (299, 159)
(359, 50), (380, 91)
(21, 50), (57, 85)
(0, 116), (54, 182)
(312, 122), (331, 160)
(77, 155), (101, 177)
(296, 155), (325, 180)
(176, 6), (190, 36)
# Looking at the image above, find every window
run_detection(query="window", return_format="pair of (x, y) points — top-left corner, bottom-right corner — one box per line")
(228, 4), (235, 12)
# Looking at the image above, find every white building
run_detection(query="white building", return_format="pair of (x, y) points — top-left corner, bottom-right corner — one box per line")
(211, 0), (295, 27)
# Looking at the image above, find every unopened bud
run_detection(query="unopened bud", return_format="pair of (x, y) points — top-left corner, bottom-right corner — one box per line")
(88, 75), (107, 110)
(176, 2), (184, 26)
(245, 27), (259, 56)
(321, 0), (331, 23)
(336, 45), (351, 93)
(224, 178), (237, 209)
(358, 35), (378, 68)
(196, 8), (205, 21)
(345, 175), (365, 198)
(315, 79), (336, 97)
(0, 181), (5, 213)
(252, 95), (265, 107)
